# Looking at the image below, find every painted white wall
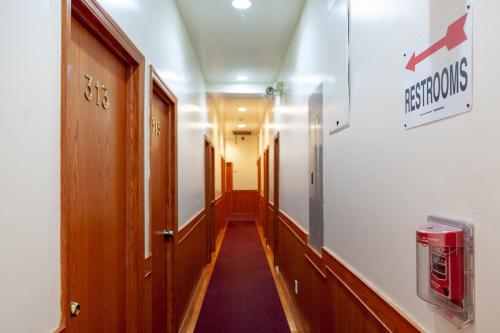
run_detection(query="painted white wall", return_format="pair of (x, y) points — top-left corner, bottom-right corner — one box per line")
(259, 101), (278, 203)
(226, 135), (258, 190)
(207, 96), (225, 198)
(0, 1), (61, 332)
(273, 0), (500, 332)
(0, 0), (222, 331)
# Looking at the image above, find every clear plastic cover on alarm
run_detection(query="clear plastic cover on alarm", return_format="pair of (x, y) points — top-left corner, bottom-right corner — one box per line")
(416, 215), (474, 328)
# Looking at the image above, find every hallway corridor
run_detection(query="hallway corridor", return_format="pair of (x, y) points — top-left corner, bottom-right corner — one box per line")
(194, 220), (289, 333)
(2, 0), (499, 332)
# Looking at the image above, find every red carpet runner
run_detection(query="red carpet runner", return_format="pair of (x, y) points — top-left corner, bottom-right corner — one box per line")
(194, 220), (290, 333)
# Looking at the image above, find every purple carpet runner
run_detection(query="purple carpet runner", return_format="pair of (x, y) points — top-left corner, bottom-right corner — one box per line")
(194, 220), (290, 333)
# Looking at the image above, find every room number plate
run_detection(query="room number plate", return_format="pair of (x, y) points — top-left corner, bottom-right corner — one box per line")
(84, 74), (110, 109)
(152, 117), (160, 136)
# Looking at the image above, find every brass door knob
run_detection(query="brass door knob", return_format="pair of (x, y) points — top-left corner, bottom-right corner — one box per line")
(70, 301), (81, 317)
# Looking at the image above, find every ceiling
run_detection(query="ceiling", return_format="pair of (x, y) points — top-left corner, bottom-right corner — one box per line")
(175, 0), (305, 85)
(210, 93), (271, 135)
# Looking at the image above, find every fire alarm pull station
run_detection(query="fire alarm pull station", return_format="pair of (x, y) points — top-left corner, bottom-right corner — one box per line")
(416, 216), (474, 328)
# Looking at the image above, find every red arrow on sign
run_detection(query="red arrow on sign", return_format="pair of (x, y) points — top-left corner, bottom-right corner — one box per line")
(406, 13), (468, 71)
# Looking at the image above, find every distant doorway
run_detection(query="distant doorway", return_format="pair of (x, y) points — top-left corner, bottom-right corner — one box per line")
(263, 148), (270, 242)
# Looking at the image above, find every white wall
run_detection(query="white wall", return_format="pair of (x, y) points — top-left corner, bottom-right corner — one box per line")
(207, 96), (225, 198)
(226, 135), (258, 190)
(259, 101), (278, 203)
(273, 0), (500, 332)
(0, 1), (61, 332)
(0, 0), (222, 331)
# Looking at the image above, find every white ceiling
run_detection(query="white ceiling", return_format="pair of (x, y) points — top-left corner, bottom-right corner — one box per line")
(175, 0), (305, 85)
(210, 93), (271, 135)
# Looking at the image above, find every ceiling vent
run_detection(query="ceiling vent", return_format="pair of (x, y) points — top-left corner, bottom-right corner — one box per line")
(232, 130), (252, 136)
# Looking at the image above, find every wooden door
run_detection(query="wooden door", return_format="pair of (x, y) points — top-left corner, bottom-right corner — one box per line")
(263, 149), (269, 241)
(67, 16), (127, 332)
(204, 140), (216, 261)
(221, 157), (226, 230)
(62, 2), (145, 331)
(257, 158), (263, 228)
(273, 134), (280, 266)
(221, 157), (226, 200)
(257, 158), (261, 196)
(210, 146), (216, 252)
(225, 162), (233, 218)
(150, 74), (176, 332)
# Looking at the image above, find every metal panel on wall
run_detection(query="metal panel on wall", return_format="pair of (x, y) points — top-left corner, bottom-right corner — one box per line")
(309, 84), (324, 251)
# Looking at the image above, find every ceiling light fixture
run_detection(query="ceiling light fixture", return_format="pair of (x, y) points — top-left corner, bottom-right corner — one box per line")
(236, 75), (248, 81)
(238, 107), (247, 112)
(232, 0), (252, 10)
(238, 123), (247, 128)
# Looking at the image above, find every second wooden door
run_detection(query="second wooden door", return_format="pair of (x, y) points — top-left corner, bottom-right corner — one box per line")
(150, 79), (176, 332)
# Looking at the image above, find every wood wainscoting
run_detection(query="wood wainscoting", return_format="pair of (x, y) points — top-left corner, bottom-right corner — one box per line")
(175, 210), (207, 330)
(230, 190), (258, 218)
(277, 211), (422, 333)
(144, 255), (153, 333)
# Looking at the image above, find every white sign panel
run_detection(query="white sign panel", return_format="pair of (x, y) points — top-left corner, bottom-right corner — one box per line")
(403, 5), (472, 129)
(326, 0), (350, 135)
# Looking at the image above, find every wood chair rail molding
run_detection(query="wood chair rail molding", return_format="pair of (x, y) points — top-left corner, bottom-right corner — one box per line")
(60, 0), (145, 332)
(277, 211), (423, 333)
(177, 210), (206, 245)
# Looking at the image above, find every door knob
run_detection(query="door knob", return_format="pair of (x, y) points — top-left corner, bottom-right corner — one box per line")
(154, 230), (175, 238)
(70, 301), (80, 317)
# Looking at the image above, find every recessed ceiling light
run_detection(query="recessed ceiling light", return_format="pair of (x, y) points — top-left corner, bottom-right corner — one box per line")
(232, 0), (252, 10)
(236, 75), (248, 81)
(238, 123), (247, 128)
(238, 107), (247, 112)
